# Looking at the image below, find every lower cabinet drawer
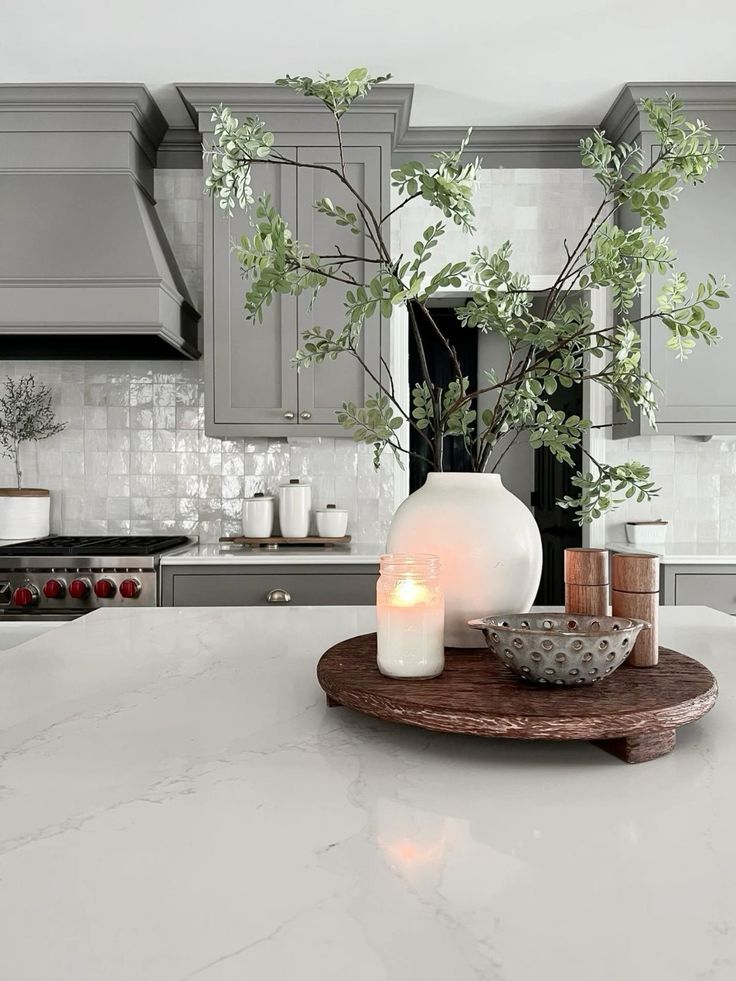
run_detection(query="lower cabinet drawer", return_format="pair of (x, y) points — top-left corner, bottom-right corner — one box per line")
(166, 570), (377, 607)
(674, 574), (736, 614)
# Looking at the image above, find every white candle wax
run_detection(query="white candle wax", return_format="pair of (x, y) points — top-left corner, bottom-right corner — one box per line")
(376, 578), (445, 679)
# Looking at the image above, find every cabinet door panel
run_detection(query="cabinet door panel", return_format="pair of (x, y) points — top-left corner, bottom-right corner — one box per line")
(296, 146), (383, 425)
(647, 145), (736, 428)
(674, 573), (736, 613)
(211, 151), (298, 427)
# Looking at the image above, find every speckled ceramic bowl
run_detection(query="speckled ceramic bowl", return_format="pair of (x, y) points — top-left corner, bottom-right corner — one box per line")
(468, 612), (649, 686)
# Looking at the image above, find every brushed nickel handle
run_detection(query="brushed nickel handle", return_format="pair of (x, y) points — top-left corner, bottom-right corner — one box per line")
(266, 588), (291, 604)
(300, 411), (312, 420)
(284, 411), (296, 420)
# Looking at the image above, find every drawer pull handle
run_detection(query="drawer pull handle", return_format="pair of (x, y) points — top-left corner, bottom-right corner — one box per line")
(283, 411), (296, 420)
(266, 588), (291, 604)
(300, 411), (312, 420)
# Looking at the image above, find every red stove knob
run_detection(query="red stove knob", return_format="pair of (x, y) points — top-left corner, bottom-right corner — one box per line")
(43, 578), (66, 599)
(69, 578), (91, 600)
(119, 578), (141, 599)
(94, 578), (117, 599)
(12, 585), (39, 607)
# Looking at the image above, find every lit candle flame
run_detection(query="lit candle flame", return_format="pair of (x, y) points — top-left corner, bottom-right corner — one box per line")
(390, 578), (431, 607)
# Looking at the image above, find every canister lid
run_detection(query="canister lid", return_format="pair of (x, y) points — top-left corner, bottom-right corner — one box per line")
(563, 547), (609, 586)
(611, 552), (660, 592)
(315, 504), (347, 514)
(243, 493), (273, 502)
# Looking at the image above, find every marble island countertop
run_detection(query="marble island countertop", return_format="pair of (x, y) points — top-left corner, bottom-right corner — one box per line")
(161, 541), (383, 564)
(1, 604), (735, 980)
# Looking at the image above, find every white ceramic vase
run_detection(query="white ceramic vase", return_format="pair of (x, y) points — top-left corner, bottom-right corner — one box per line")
(0, 489), (50, 540)
(386, 473), (543, 648)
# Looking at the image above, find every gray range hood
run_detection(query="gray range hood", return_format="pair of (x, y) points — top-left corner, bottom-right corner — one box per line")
(0, 85), (200, 359)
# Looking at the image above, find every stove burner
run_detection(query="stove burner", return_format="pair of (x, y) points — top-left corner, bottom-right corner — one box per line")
(0, 535), (190, 557)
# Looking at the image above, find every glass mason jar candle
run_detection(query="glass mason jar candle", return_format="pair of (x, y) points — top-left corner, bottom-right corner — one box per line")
(376, 554), (445, 679)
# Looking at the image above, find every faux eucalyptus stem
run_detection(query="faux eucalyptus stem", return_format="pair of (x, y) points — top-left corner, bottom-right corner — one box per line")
(205, 68), (729, 523)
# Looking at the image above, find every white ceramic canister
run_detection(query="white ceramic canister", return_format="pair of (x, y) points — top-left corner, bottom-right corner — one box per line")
(242, 492), (274, 538)
(278, 478), (312, 538)
(315, 504), (348, 538)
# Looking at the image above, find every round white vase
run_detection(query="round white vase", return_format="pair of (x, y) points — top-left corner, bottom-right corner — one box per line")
(386, 473), (542, 648)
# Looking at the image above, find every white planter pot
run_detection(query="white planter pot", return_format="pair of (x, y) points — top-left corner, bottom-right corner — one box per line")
(386, 473), (542, 648)
(0, 489), (50, 540)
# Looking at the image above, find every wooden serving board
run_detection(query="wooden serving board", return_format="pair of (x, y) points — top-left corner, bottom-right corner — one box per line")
(220, 535), (351, 549)
(317, 633), (718, 764)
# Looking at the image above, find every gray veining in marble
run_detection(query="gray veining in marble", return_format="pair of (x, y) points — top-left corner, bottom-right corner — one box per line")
(0, 604), (733, 980)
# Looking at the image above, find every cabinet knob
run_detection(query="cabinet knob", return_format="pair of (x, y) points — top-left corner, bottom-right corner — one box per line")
(266, 588), (291, 604)
(283, 411), (296, 420)
(300, 411), (312, 420)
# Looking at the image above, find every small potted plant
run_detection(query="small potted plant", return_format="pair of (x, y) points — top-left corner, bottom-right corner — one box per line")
(0, 376), (66, 539)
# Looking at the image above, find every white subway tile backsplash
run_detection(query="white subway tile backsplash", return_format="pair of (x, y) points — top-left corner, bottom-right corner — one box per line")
(604, 435), (736, 543)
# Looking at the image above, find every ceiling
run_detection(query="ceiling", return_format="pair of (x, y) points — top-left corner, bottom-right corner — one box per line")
(2, 0), (735, 130)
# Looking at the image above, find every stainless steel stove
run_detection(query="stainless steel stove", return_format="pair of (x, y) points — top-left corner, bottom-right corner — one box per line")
(0, 535), (195, 619)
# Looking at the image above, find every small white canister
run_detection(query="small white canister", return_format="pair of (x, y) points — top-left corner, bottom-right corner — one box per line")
(242, 492), (274, 538)
(278, 478), (312, 538)
(315, 504), (348, 538)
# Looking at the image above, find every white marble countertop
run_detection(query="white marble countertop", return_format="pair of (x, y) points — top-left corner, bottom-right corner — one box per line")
(607, 540), (736, 564)
(1, 604), (734, 980)
(161, 541), (383, 565)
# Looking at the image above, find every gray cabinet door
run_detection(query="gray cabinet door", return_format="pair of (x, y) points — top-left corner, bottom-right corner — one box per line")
(208, 151), (300, 433)
(613, 144), (736, 437)
(646, 145), (736, 432)
(295, 146), (383, 425)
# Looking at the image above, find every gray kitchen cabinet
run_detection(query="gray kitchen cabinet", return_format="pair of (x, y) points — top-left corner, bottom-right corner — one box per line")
(661, 566), (736, 614)
(296, 146), (383, 424)
(210, 152), (299, 429)
(604, 85), (736, 437)
(160, 564), (378, 607)
(179, 85), (407, 438)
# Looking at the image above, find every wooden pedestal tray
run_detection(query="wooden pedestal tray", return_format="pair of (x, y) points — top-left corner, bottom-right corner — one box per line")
(220, 535), (351, 549)
(317, 633), (718, 764)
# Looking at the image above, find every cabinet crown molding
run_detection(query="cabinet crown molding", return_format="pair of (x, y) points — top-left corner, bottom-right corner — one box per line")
(178, 82), (414, 145)
(0, 83), (167, 150)
(601, 82), (736, 143)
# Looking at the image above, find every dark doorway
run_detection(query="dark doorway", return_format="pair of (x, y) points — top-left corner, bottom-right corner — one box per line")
(532, 381), (583, 605)
(408, 303), (477, 492)
(408, 301), (582, 605)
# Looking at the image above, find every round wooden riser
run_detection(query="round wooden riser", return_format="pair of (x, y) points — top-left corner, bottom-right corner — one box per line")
(317, 634), (718, 764)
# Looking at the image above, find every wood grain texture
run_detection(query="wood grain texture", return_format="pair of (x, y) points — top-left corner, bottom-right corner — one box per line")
(564, 548), (609, 586)
(594, 729), (676, 763)
(317, 634), (718, 761)
(220, 535), (351, 548)
(611, 552), (660, 593)
(611, 588), (659, 667)
(564, 582), (609, 617)
(0, 488), (49, 497)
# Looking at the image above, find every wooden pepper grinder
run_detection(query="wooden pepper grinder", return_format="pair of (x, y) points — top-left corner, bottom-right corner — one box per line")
(610, 553), (660, 667)
(564, 548), (609, 617)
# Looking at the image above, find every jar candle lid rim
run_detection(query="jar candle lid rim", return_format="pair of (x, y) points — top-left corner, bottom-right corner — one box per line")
(380, 552), (441, 573)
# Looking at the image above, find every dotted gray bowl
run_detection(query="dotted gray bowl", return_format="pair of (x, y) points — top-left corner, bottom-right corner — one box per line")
(468, 613), (649, 686)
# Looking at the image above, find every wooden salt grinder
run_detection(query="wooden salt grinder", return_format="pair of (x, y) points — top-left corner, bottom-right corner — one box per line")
(564, 548), (609, 617)
(610, 553), (660, 667)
